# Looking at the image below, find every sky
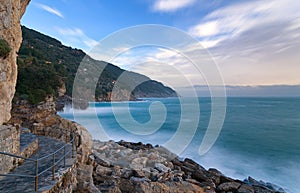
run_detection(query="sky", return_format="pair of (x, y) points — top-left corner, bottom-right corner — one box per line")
(21, 0), (300, 88)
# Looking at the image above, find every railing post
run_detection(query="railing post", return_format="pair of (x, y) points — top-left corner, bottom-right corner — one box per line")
(35, 160), (38, 192)
(52, 153), (55, 180)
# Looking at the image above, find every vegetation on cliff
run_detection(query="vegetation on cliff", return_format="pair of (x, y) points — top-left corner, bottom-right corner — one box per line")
(15, 26), (176, 104)
(0, 39), (11, 59)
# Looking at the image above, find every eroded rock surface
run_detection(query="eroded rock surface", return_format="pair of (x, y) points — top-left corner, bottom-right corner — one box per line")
(0, 0), (30, 125)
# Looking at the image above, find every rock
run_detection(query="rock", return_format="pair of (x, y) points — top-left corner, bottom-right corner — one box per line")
(130, 157), (148, 169)
(173, 170), (185, 177)
(171, 158), (183, 167)
(141, 167), (152, 179)
(93, 152), (111, 167)
(130, 177), (151, 183)
(192, 170), (209, 182)
(238, 184), (255, 193)
(76, 164), (101, 193)
(118, 140), (153, 150)
(181, 165), (194, 174)
(131, 181), (205, 193)
(112, 166), (122, 177)
(244, 176), (285, 193)
(199, 180), (216, 191)
(155, 163), (171, 173)
(217, 182), (241, 192)
(220, 175), (235, 183)
(186, 178), (201, 186)
(133, 169), (146, 178)
(95, 165), (113, 176)
(172, 176), (183, 182)
(253, 186), (274, 193)
(121, 169), (133, 179)
(0, 0), (30, 125)
(208, 168), (222, 185)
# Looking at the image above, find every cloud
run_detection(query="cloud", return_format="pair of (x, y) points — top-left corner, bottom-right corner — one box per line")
(153, 0), (196, 12)
(57, 28), (84, 36)
(188, 0), (300, 50)
(36, 3), (64, 18)
(57, 27), (98, 50)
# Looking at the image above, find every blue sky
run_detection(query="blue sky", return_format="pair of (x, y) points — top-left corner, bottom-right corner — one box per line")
(21, 0), (300, 87)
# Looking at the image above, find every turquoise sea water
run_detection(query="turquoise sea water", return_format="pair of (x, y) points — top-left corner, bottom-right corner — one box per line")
(59, 97), (300, 192)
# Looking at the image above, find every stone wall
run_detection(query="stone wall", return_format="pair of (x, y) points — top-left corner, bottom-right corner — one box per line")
(0, 0), (30, 125)
(0, 125), (20, 175)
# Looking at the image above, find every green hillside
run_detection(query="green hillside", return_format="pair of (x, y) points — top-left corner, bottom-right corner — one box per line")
(15, 26), (176, 104)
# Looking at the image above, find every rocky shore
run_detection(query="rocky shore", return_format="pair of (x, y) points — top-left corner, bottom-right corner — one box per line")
(87, 140), (286, 193)
(8, 97), (287, 193)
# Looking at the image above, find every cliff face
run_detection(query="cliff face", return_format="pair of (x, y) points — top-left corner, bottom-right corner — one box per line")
(0, 0), (30, 125)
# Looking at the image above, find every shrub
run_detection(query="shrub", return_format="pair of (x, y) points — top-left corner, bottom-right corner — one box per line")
(0, 39), (11, 58)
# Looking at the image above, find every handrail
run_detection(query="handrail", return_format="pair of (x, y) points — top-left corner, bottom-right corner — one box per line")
(0, 151), (36, 162)
(0, 128), (77, 192)
(37, 137), (75, 161)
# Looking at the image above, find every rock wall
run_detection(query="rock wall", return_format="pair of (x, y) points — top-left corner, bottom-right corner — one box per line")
(10, 96), (93, 164)
(0, 0), (30, 125)
(0, 125), (20, 175)
(10, 98), (94, 192)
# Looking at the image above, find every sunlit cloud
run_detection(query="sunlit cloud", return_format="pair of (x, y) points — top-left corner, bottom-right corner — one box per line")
(188, 0), (300, 50)
(36, 3), (64, 18)
(153, 0), (196, 12)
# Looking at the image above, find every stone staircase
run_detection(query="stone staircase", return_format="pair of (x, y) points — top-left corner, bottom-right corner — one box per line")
(0, 130), (76, 192)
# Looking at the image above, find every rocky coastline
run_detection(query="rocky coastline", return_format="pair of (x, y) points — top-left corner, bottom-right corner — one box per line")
(88, 140), (286, 193)
(8, 97), (287, 193)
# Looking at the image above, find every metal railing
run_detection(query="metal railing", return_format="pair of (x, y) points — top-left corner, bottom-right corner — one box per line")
(0, 130), (76, 192)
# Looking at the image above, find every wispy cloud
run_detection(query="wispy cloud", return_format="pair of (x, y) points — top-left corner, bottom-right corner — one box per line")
(57, 27), (98, 50)
(57, 28), (84, 36)
(36, 3), (64, 18)
(188, 0), (300, 51)
(153, 0), (196, 12)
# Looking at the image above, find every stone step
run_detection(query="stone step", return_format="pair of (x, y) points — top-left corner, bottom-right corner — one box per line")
(20, 128), (38, 159)
(0, 135), (75, 193)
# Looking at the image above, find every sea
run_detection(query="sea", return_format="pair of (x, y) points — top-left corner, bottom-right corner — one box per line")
(58, 97), (300, 192)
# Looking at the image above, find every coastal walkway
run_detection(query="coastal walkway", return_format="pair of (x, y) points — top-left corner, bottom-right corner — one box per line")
(0, 130), (76, 192)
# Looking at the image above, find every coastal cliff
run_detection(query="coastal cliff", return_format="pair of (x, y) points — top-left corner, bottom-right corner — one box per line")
(0, 0), (30, 125)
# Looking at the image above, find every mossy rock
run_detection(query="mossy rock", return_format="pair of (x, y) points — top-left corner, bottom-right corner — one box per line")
(0, 38), (11, 59)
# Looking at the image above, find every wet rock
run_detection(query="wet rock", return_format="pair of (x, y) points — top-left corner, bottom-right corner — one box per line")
(192, 169), (209, 182)
(171, 157), (183, 167)
(238, 184), (255, 193)
(220, 175), (235, 183)
(208, 168), (222, 185)
(244, 176), (285, 193)
(217, 182), (241, 192)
